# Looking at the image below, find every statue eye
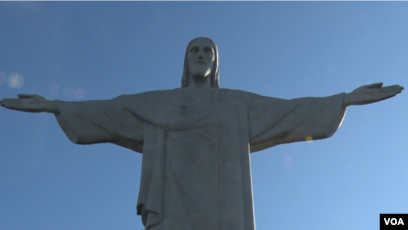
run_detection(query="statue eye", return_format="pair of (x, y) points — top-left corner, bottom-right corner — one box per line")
(190, 47), (199, 52)
(204, 48), (213, 53)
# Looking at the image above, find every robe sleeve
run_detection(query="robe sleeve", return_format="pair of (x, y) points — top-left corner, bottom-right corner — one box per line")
(248, 93), (346, 153)
(53, 98), (145, 153)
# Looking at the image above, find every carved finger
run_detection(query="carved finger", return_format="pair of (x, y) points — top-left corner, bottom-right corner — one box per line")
(5, 105), (24, 110)
(6, 102), (23, 107)
(2, 106), (27, 112)
(2, 105), (23, 110)
(367, 82), (383, 89)
(2, 100), (21, 104)
(380, 84), (399, 88)
(378, 90), (403, 95)
(0, 103), (18, 108)
(3, 101), (22, 105)
(0, 100), (17, 105)
(377, 86), (403, 94)
(379, 90), (399, 96)
(18, 94), (33, 99)
(387, 90), (403, 95)
(381, 85), (403, 90)
(374, 95), (396, 103)
(2, 98), (21, 102)
(373, 91), (398, 100)
(2, 99), (22, 103)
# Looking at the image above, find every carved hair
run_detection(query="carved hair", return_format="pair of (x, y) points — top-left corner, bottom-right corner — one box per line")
(181, 37), (219, 88)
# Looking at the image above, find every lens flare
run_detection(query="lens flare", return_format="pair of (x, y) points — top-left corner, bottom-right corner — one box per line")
(284, 153), (293, 170)
(7, 73), (24, 89)
(63, 87), (85, 99)
(74, 89), (84, 99)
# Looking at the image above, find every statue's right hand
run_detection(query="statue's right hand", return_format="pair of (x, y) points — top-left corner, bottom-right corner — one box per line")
(0, 94), (55, 113)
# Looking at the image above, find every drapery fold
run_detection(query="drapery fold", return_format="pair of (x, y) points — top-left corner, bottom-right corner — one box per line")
(137, 124), (166, 229)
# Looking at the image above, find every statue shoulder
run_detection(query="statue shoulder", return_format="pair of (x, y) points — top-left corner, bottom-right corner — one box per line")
(113, 89), (180, 107)
(221, 88), (256, 106)
(115, 89), (176, 100)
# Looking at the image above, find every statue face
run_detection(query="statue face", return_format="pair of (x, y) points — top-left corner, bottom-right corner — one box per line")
(187, 39), (215, 78)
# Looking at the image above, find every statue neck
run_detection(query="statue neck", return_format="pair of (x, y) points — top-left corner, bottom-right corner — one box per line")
(187, 74), (212, 88)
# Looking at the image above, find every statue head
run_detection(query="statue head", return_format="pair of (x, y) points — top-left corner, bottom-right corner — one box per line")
(181, 37), (219, 88)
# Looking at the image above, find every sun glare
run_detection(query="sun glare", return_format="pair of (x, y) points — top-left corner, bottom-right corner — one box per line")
(7, 73), (24, 89)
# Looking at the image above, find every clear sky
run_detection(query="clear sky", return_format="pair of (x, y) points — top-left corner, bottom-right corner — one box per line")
(1, 2), (407, 230)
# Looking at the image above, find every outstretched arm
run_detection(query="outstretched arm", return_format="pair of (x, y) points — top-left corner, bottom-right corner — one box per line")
(1, 94), (146, 153)
(343, 83), (404, 107)
(248, 92), (346, 152)
(0, 94), (59, 113)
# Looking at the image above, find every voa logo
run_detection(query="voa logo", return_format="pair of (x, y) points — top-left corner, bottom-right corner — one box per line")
(384, 218), (405, 226)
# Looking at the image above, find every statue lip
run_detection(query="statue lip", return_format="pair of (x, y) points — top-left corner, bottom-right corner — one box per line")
(195, 61), (206, 65)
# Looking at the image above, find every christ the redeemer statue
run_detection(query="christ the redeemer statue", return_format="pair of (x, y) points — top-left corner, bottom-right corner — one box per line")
(0, 37), (403, 230)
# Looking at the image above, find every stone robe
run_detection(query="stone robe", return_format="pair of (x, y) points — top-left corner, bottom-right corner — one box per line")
(53, 88), (346, 230)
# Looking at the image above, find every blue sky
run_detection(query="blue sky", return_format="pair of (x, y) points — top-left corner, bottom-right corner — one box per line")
(1, 2), (407, 230)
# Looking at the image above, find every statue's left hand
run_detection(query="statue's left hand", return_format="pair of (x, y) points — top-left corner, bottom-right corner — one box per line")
(0, 94), (58, 113)
(343, 83), (404, 107)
